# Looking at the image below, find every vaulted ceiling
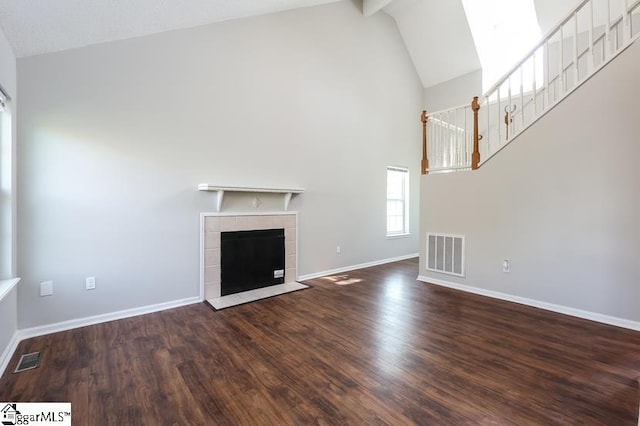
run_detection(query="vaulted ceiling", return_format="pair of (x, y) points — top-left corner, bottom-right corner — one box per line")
(0, 0), (576, 89)
(0, 0), (341, 57)
(382, 0), (480, 88)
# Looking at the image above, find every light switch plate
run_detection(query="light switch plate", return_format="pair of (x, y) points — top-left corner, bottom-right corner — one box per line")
(86, 276), (96, 290)
(40, 281), (53, 296)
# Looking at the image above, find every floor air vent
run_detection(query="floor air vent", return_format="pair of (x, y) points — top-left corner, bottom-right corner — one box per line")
(426, 233), (465, 277)
(14, 351), (41, 373)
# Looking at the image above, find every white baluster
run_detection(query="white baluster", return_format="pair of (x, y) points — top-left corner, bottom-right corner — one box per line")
(545, 39), (550, 109)
(456, 108), (461, 167)
(622, 0), (630, 44)
(574, 11), (579, 85)
(588, 0), (594, 73)
(520, 65), (524, 130)
(464, 106), (468, 166)
(484, 97), (488, 159)
(509, 77), (514, 142)
(606, 0), (611, 59)
(560, 26), (565, 94)
(497, 87), (501, 145)
(532, 51), (537, 119)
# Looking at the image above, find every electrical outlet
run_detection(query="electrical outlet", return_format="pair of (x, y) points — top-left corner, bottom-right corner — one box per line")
(503, 260), (510, 273)
(40, 281), (53, 297)
(336, 245), (341, 255)
(86, 276), (96, 290)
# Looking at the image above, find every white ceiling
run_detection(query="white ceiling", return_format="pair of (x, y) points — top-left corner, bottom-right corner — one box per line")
(0, 0), (340, 58)
(0, 0), (577, 89)
(384, 0), (481, 88)
(535, 0), (581, 34)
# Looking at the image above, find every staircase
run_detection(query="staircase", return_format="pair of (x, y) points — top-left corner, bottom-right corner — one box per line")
(421, 0), (640, 174)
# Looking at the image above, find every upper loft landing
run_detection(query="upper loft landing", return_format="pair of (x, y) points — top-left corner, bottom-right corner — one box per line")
(419, 0), (640, 175)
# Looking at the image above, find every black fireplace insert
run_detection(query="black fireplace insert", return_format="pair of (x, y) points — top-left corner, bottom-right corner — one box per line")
(220, 228), (285, 296)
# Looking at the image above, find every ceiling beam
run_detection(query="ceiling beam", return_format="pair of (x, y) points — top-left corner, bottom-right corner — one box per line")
(363, 0), (394, 17)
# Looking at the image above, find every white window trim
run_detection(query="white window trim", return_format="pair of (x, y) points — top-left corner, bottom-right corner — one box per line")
(386, 233), (411, 240)
(0, 85), (15, 279)
(386, 166), (410, 237)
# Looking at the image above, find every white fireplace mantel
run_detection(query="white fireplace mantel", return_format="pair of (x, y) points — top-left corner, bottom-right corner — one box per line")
(197, 184), (304, 211)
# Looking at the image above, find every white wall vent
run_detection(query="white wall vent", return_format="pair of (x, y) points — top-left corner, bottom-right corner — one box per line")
(426, 233), (465, 277)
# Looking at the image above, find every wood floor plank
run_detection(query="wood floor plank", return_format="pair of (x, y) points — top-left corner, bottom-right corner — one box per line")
(1, 258), (639, 425)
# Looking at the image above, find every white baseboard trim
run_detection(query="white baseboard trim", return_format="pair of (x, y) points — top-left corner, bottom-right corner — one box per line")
(0, 331), (20, 377)
(0, 297), (202, 377)
(0, 296), (201, 377)
(18, 297), (201, 341)
(417, 275), (640, 331)
(298, 253), (419, 281)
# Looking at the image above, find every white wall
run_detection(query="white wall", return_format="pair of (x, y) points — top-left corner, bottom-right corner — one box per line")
(17, 1), (423, 328)
(423, 69), (482, 112)
(419, 39), (640, 323)
(0, 24), (18, 371)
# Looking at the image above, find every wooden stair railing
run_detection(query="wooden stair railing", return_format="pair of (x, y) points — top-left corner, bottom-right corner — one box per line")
(471, 96), (480, 170)
(421, 97), (481, 175)
(421, 110), (428, 175)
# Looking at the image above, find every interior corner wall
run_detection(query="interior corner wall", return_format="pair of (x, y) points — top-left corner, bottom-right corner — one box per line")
(0, 24), (18, 367)
(419, 40), (640, 322)
(16, 1), (423, 328)
(423, 69), (482, 112)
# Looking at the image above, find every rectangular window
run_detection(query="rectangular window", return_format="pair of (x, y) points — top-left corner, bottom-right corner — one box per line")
(386, 166), (409, 237)
(0, 87), (10, 277)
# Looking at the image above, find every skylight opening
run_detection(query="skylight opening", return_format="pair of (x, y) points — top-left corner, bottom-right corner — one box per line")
(462, 0), (542, 92)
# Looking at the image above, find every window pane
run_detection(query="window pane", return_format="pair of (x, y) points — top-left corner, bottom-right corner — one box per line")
(386, 167), (408, 235)
(387, 171), (404, 198)
(387, 200), (403, 216)
(462, 0), (541, 91)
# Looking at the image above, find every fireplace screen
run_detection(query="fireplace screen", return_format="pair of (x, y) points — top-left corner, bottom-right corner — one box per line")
(220, 228), (286, 296)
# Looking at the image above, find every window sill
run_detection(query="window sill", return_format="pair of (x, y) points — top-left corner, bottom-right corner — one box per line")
(0, 278), (20, 303)
(386, 233), (411, 240)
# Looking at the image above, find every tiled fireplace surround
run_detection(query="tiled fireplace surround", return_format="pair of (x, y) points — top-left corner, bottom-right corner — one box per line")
(201, 212), (298, 300)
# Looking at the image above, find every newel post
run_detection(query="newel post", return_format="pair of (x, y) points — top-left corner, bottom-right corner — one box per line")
(421, 110), (428, 175)
(471, 97), (480, 170)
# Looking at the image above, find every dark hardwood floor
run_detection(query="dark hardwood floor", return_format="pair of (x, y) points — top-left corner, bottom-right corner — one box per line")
(1, 258), (639, 425)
